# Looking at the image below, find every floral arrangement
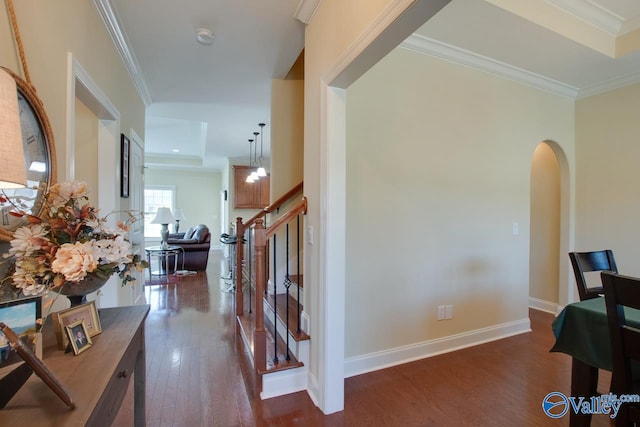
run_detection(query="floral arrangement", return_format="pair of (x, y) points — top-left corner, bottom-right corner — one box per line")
(2, 181), (147, 296)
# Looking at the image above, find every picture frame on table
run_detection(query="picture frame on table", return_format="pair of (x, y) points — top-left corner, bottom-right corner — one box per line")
(65, 320), (92, 355)
(0, 296), (42, 376)
(0, 322), (74, 408)
(121, 133), (130, 198)
(52, 301), (101, 350)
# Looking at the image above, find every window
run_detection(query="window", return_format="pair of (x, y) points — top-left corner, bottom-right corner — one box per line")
(144, 186), (175, 238)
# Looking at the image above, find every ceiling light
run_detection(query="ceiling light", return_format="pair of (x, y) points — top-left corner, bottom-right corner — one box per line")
(257, 123), (267, 177)
(196, 28), (215, 45)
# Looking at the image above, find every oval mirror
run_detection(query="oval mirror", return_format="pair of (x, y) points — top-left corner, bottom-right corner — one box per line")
(0, 67), (57, 242)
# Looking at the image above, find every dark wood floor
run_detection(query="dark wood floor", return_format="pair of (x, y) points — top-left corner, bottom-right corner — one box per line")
(113, 251), (614, 426)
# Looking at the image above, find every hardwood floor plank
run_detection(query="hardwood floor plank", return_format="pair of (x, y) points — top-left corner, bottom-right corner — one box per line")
(112, 251), (614, 426)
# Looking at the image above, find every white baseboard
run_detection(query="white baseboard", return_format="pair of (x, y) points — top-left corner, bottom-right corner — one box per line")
(261, 366), (308, 400)
(343, 317), (531, 378)
(529, 297), (561, 314)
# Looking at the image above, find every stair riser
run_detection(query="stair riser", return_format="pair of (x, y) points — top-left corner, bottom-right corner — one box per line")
(264, 301), (308, 362)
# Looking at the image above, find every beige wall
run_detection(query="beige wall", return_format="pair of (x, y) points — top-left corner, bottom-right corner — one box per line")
(271, 79), (304, 197)
(345, 47), (574, 357)
(0, 1), (145, 183)
(575, 83), (640, 276)
(529, 143), (561, 306)
(145, 168), (222, 243)
(74, 98), (99, 196)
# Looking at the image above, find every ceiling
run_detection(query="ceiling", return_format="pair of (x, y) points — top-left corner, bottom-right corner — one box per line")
(100, 0), (640, 171)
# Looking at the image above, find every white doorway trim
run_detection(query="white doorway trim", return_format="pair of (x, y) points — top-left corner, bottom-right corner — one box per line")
(311, 0), (452, 415)
(66, 53), (121, 308)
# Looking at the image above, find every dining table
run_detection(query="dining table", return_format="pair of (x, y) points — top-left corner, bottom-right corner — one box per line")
(551, 296), (640, 426)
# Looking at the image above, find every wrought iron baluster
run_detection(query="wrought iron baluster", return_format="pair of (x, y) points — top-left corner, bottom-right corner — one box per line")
(272, 233), (278, 364)
(284, 223), (291, 361)
(248, 228), (252, 313)
(297, 214), (301, 333)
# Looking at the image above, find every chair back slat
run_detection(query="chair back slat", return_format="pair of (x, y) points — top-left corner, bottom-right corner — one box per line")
(569, 250), (618, 300)
(602, 271), (640, 424)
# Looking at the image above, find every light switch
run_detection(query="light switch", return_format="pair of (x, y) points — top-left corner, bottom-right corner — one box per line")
(307, 225), (313, 245)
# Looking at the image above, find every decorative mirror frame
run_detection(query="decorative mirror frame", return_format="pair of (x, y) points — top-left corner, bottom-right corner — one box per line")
(0, 67), (57, 242)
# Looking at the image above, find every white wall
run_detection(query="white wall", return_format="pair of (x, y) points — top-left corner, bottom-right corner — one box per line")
(575, 83), (640, 277)
(145, 168), (222, 246)
(345, 46), (574, 358)
(0, 0), (145, 180)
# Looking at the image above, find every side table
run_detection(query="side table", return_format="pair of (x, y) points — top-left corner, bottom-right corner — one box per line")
(145, 245), (182, 279)
(0, 305), (150, 426)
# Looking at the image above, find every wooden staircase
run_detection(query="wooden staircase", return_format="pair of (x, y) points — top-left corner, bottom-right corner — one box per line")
(233, 183), (308, 398)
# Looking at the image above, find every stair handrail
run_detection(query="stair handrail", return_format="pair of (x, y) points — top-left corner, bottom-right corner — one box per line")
(235, 181), (304, 316)
(251, 199), (306, 374)
(243, 181), (303, 230)
(266, 197), (307, 239)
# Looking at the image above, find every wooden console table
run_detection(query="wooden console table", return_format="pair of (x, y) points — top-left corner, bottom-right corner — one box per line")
(0, 304), (150, 426)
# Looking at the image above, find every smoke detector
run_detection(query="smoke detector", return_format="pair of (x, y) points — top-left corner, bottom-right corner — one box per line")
(196, 28), (215, 45)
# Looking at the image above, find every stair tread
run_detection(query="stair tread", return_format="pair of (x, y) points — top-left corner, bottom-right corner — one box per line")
(288, 274), (303, 288)
(237, 312), (303, 375)
(264, 292), (310, 342)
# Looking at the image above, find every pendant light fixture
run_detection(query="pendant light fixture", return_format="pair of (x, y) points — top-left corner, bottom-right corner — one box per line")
(257, 123), (267, 177)
(250, 131), (260, 181)
(245, 138), (255, 183)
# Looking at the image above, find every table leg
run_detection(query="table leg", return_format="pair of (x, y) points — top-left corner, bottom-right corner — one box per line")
(134, 329), (146, 427)
(570, 357), (598, 427)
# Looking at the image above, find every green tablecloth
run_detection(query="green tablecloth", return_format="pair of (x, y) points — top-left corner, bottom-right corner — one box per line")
(551, 297), (640, 371)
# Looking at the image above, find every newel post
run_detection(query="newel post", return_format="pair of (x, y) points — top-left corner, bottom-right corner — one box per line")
(235, 217), (244, 316)
(254, 218), (267, 373)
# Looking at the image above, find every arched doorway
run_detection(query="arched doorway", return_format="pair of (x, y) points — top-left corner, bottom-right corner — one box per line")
(529, 141), (570, 313)
(529, 142), (560, 312)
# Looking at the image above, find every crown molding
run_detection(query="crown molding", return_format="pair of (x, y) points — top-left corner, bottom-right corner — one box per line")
(93, 0), (152, 106)
(294, 0), (323, 24)
(577, 71), (640, 99)
(546, 0), (629, 36)
(400, 34), (579, 99)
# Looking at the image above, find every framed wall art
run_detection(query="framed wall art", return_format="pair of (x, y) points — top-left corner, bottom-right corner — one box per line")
(121, 133), (130, 198)
(0, 296), (42, 375)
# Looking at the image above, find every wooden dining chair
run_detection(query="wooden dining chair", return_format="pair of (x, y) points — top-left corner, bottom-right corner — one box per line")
(569, 250), (618, 301)
(602, 271), (640, 426)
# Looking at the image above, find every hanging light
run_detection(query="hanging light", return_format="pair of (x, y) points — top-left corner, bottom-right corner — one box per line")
(257, 123), (267, 177)
(250, 131), (260, 181)
(246, 139), (255, 183)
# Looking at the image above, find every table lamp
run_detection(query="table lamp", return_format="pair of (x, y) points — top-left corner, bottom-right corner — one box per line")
(151, 207), (175, 249)
(173, 208), (187, 233)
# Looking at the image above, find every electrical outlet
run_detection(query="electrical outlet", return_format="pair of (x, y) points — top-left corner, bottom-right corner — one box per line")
(437, 305), (445, 320)
(445, 305), (453, 319)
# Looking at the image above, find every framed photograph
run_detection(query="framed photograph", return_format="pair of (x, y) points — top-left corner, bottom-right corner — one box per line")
(65, 320), (92, 355)
(0, 322), (73, 408)
(52, 301), (101, 350)
(121, 133), (130, 198)
(0, 296), (42, 375)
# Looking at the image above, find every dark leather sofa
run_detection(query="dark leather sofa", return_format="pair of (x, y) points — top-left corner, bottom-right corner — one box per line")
(167, 224), (211, 271)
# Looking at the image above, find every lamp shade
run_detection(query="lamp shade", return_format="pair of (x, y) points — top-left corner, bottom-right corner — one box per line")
(151, 207), (175, 224)
(173, 208), (187, 221)
(0, 68), (27, 189)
